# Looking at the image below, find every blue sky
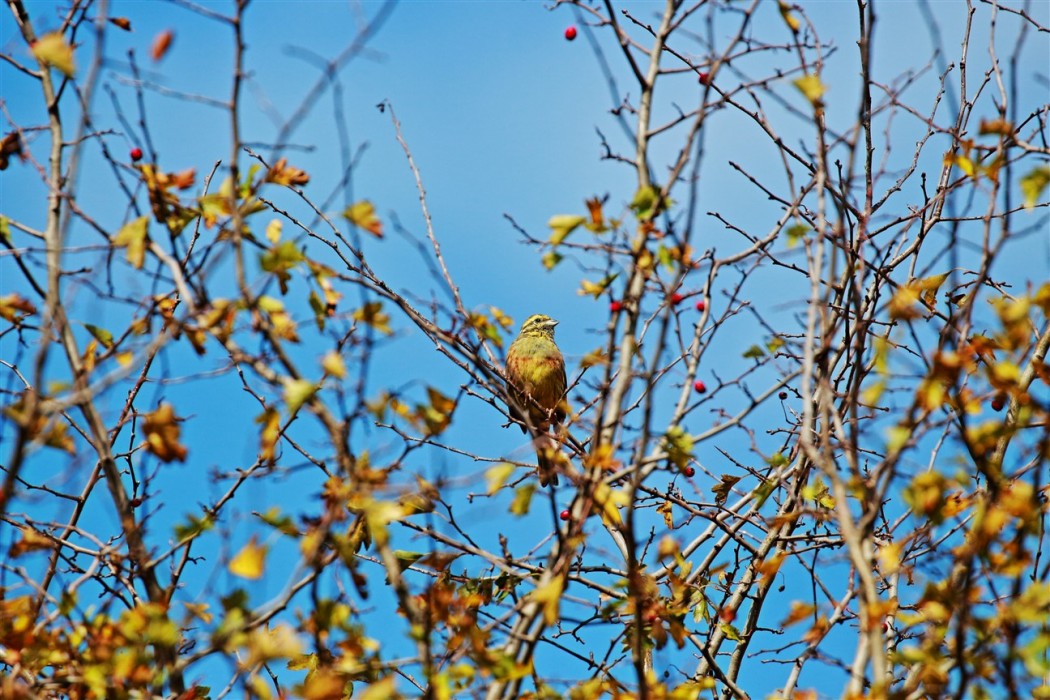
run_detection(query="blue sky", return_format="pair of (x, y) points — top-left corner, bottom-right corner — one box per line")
(3, 0), (1049, 696)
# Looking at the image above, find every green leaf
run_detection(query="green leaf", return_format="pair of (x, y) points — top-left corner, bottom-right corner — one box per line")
(785, 224), (809, 248)
(174, 513), (214, 542)
(629, 185), (670, 220)
(547, 215), (586, 245)
(663, 426), (694, 469)
(83, 323), (114, 349)
(541, 251), (563, 270)
(742, 345), (765, 359)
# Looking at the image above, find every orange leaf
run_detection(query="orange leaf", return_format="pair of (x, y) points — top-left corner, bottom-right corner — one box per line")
(142, 403), (188, 462)
(266, 157), (310, 187)
(151, 30), (174, 62)
(342, 200), (383, 238)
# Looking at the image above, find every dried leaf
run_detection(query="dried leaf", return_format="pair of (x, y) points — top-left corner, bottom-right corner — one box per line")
(352, 301), (392, 335)
(266, 157), (310, 187)
(0, 132), (23, 170)
(142, 403), (188, 462)
(342, 200), (382, 237)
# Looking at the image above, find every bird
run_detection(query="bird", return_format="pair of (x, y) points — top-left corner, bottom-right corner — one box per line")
(505, 314), (567, 486)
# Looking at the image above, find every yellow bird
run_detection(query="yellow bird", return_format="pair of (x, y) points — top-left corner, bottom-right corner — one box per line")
(505, 314), (567, 486)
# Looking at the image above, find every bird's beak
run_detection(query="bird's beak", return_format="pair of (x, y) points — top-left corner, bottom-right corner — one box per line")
(548, 319), (559, 327)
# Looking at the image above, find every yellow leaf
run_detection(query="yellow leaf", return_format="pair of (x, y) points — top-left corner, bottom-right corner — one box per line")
(357, 678), (397, 700)
(778, 1), (801, 32)
(879, 541), (902, 575)
(229, 536), (268, 580)
(793, 74), (826, 106)
(485, 463), (516, 494)
(283, 378), (318, 414)
(1020, 164), (1050, 211)
(510, 483), (535, 516)
(343, 200), (383, 238)
(256, 407), (281, 461)
(352, 301), (393, 335)
(548, 214), (586, 245)
(31, 32), (75, 76)
(265, 218), (283, 243)
(578, 273), (619, 299)
(321, 351), (346, 379)
(113, 216), (150, 269)
(531, 575), (564, 625)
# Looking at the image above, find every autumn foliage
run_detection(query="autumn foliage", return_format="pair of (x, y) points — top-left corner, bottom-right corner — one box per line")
(2, 1), (1049, 699)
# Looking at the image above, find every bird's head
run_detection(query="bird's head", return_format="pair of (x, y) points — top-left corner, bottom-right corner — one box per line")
(518, 314), (559, 340)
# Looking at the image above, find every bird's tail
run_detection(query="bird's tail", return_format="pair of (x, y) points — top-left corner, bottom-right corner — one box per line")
(534, 433), (567, 487)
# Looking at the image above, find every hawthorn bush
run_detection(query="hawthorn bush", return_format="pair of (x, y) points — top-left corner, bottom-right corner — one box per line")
(2, 1), (1048, 698)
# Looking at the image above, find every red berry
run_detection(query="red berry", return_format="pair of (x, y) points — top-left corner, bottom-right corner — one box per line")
(698, 72), (711, 86)
(778, 391), (788, 400)
(609, 300), (623, 313)
(991, 396), (1005, 412)
(559, 509), (571, 521)
(130, 147), (143, 161)
(670, 292), (684, 305)
(695, 300), (706, 312)
(694, 380), (706, 394)
(564, 26), (577, 41)
(683, 466), (695, 478)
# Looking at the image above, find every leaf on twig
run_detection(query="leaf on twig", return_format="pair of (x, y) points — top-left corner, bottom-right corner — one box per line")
(31, 32), (75, 76)
(793, 74), (825, 107)
(343, 200), (383, 237)
(229, 537), (267, 580)
(142, 403), (188, 463)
